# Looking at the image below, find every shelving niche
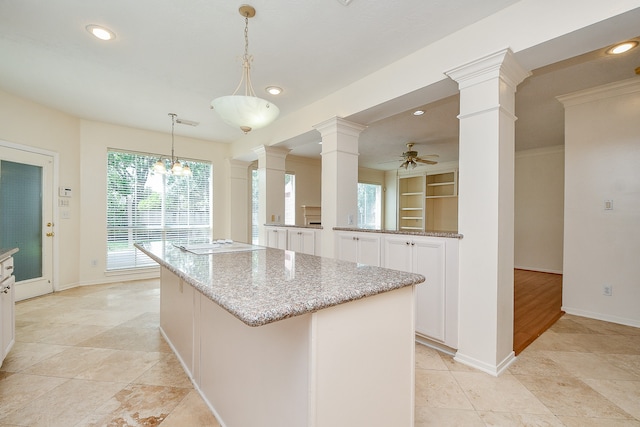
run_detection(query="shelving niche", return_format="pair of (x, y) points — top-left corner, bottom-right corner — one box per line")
(398, 175), (424, 231)
(397, 169), (458, 232)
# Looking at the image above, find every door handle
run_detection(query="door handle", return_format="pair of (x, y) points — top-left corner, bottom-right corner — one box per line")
(47, 222), (53, 227)
(46, 232), (55, 237)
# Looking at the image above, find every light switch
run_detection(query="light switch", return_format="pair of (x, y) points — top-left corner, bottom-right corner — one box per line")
(604, 200), (613, 210)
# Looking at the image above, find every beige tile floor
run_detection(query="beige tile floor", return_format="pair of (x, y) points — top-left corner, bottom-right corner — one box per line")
(1, 279), (639, 426)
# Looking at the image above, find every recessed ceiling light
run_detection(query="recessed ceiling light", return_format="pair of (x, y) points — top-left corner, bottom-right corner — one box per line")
(413, 110), (425, 116)
(606, 41), (638, 55)
(265, 86), (283, 95)
(86, 25), (116, 41)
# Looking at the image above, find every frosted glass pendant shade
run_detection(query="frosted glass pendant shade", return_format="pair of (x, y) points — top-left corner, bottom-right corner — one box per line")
(211, 95), (279, 134)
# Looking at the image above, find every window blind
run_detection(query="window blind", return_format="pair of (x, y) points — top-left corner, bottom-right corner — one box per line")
(106, 150), (212, 270)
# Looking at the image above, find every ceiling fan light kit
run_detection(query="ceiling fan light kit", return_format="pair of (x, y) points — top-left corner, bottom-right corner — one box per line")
(211, 5), (280, 134)
(398, 142), (438, 169)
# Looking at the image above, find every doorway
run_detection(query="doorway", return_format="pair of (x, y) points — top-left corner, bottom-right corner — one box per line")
(0, 144), (55, 300)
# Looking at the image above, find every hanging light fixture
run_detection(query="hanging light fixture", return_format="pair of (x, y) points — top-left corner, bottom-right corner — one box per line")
(153, 113), (192, 176)
(211, 5), (280, 134)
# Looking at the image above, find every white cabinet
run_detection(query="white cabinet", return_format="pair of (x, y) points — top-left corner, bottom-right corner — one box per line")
(160, 266), (195, 376)
(0, 253), (16, 368)
(383, 235), (458, 348)
(336, 232), (381, 266)
(287, 229), (316, 255)
(266, 227), (288, 250)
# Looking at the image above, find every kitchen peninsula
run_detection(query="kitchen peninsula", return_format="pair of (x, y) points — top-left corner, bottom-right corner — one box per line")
(135, 241), (424, 427)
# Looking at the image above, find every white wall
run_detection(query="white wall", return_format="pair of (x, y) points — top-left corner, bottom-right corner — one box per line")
(514, 146), (564, 273)
(0, 89), (81, 288)
(285, 155), (321, 226)
(560, 78), (640, 327)
(0, 89), (231, 289)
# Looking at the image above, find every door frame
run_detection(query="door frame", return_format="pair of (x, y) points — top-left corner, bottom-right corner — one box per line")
(0, 139), (59, 296)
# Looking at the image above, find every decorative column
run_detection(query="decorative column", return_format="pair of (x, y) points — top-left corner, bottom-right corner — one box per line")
(226, 158), (251, 243)
(313, 117), (366, 258)
(445, 49), (530, 375)
(253, 145), (290, 245)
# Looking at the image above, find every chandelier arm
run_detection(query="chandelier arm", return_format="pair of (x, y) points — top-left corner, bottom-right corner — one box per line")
(244, 60), (257, 97)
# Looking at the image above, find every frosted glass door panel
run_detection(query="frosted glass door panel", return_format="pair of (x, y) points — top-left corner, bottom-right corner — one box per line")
(0, 160), (42, 282)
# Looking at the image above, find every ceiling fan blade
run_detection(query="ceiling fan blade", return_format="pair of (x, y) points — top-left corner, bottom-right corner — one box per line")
(419, 154), (439, 158)
(415, 158), (438, 165)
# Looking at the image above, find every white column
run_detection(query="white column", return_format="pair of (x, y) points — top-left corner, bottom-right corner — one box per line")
(227, 159), (251, 243)
(253, 146), (290, 246)
(313, 117), (366, 258)
(445, 49), (530, 375)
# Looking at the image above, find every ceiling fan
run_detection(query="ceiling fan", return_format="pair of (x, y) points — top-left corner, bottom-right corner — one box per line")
(398, 143), (439, 169)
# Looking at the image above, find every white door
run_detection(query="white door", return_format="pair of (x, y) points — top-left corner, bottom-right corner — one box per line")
(0, 146), (55, 300)
(412, 239), (446, 342)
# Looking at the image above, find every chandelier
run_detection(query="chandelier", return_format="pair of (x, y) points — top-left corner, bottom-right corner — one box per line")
(153, 113), (192, 176)
(211, 5), (279, 134)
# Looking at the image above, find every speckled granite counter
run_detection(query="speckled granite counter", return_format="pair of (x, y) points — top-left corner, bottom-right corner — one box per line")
(333, 226), (463, 239)
(135, 241), (423, 327)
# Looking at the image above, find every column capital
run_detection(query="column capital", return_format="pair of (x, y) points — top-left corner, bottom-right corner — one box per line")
(226, 158), (251, 178)
(445, 48), (531, 91)
(252, 145), (291, 160)
(313, 117), (367, 138)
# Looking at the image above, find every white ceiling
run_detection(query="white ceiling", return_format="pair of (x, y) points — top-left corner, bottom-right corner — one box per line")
(1, 1), (639, 170)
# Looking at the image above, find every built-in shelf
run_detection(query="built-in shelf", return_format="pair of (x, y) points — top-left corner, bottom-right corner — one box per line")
(398, 169), (459, 233)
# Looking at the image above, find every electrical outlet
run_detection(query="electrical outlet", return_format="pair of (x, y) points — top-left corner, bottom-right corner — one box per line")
(602, 284), (613, 296)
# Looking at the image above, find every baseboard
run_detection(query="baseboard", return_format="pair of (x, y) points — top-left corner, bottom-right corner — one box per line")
(56, 268), (160, 291)
(454, 350), (517, 377)
(562, 307), (640, 328)
(415, 334), (457, 357)
(514, 265), (563, 275)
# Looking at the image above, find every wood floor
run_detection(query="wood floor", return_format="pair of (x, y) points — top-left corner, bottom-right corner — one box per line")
(513, 268), (564, 355)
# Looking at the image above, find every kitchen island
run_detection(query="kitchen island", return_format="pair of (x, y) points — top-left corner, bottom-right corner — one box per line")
(135, 241), (424, 427)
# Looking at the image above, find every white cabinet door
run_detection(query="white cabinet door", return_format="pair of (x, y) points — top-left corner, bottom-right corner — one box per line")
(288, 229), (316, 255)
(336, 232), (381, 266)
(336, 233), (359, 263)
(1, 276), (15, 363)
(356, 234), (381, 266)
(412, 239), (446, 342)
(266, 227), (287, 250)
(383, 236), (413, 272)
(383, 235), (455, 346)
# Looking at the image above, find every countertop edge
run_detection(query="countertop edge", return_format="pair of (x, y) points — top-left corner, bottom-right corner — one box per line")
(0, 248), (19, 262)
(333, 227), (463, 239)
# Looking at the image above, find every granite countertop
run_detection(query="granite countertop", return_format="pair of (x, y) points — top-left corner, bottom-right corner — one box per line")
(135, 241), (423, 327)
(333, 227), (463, 239)
(0, 248), (19, 262)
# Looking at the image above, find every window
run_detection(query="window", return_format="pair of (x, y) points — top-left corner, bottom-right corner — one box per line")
(357, 182), (382, 229)
(107, 150), (212, 270)
(285, 173), (295, 225)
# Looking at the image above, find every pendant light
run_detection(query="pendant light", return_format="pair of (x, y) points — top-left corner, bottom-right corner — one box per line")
(211, 5), (279, 134)
(153, 113), (192, 176)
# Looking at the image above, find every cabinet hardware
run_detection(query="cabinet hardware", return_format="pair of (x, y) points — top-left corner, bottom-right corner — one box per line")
(46, 232), (55, 237)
